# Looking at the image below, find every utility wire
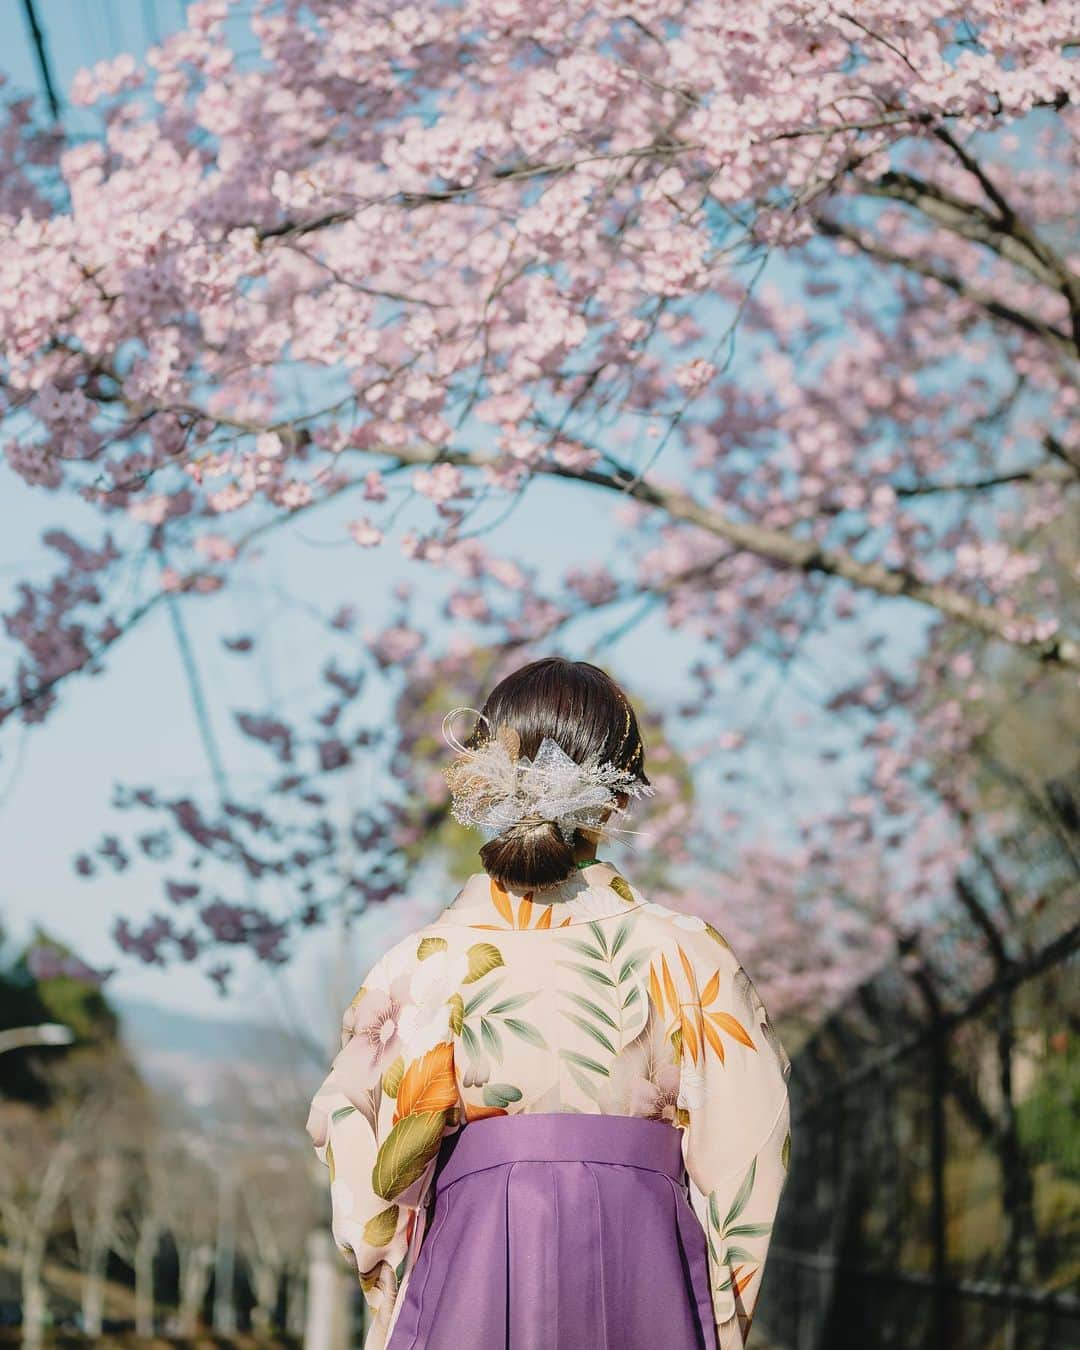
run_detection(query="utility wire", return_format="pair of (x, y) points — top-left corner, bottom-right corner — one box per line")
(163, 584), (231, 805)
(19, 0), (62, 123)
(142, 0), (160, 47)
(104, 1), (122, 55)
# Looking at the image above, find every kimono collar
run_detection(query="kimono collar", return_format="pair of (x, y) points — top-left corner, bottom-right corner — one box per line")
(436, 860), (644, 930)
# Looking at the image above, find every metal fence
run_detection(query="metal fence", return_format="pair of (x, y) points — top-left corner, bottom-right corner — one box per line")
(759, 922), (1080, 1350)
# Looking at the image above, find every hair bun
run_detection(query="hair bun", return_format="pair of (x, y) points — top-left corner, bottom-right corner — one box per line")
(478, 816), (577, 892)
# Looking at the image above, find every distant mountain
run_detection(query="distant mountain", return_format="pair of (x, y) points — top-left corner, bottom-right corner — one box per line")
(113, 995), (275, 1107)
(114, 995), (256, 1060)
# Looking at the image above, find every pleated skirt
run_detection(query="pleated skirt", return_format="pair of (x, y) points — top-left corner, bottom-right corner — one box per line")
(385, 1111), (717, 1350)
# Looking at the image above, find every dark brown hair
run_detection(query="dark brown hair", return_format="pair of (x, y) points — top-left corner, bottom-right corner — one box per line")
(464, 657), (649, 892)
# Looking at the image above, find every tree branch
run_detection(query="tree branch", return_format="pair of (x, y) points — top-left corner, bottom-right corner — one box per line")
(815, 214), (1076, 354)
(862, 167), (1079, 300)
(930, 125), (1080, 348)
(341, 438), (1080, 671)
(895, 461), (1077, 495)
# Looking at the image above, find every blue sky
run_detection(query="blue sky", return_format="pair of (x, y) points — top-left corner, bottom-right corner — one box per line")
(0, 3), (928, 1045)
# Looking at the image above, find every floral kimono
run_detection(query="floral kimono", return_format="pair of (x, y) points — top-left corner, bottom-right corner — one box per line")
(305, 860), (792, 1349)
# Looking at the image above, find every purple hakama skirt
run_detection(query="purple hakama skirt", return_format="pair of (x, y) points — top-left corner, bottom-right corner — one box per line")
(386, 1111), (717, 1350)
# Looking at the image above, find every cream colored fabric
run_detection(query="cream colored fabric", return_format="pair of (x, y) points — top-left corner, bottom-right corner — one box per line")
(306, 860), (792, 1349)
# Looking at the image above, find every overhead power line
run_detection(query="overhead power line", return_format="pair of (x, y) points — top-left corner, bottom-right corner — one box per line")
(142, 0), (160, 47)
(19, 0), (62, 124)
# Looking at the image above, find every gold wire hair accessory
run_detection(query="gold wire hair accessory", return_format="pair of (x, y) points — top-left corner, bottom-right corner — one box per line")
(441, 706), (654, 845)
(615, 701), (632, 757)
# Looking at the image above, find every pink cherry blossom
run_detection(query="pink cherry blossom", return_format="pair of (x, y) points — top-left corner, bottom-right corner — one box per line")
(348, 517), (383, 547)
(0, 0), (1073, 1011)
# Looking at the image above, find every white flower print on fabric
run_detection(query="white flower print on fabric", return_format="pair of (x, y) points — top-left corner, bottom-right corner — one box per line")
(398, 946), (470, 1056)
(677, 1059), (707, 1111)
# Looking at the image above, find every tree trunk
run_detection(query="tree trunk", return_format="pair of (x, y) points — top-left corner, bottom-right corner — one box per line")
(134, 1216), (160, 1336)
(250, 1258), (281, 1333)
(997, 987), (1040, 1311)
(19, 1137), (77, 1350)
(285, 1263), (307, 1337)
(80, 1153), (123, 1337)
(19, 1276), (47, 1350)
(212, 1169), (237, 1334)
(177, 1241), (214, 1335)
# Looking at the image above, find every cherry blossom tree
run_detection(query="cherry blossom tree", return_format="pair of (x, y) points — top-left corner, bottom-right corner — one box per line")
(1, 1), (1077, 1014)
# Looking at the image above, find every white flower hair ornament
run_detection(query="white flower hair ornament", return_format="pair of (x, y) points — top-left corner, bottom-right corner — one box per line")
(441, 707), (655, 846)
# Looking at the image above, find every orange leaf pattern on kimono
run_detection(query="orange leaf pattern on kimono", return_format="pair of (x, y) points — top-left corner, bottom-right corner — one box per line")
(393, 1041), (458, 1123)
(306, 861), (791, 1350)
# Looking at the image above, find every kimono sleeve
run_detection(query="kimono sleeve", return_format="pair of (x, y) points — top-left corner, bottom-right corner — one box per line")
(676, 936), (792, 1349)
(305, 936), (463, 1347)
